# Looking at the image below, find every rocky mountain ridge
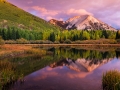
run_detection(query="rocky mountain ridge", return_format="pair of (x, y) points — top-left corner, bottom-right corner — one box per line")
(49, 15), (116, 31)
(49, 19), (66, 29)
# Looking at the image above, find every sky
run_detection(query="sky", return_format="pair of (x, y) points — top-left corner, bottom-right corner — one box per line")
(7, 0), (120, 29)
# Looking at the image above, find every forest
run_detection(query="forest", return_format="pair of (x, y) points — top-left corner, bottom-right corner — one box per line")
(0, 27), (120, 44)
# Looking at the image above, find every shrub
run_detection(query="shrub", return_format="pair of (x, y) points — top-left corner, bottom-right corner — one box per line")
(64, 39), (71, 44)
(30, 40), (53, 44)
(102, 70), (120, 90)
(5, 40), (16, 44)
(42, 40), (53, 44)
(73, 39), (117, 44)
(116, 39), (120, 44)
(54, 41), (60, 44)
(16, 38), (29, 44)
(30, 40), (43, 44)
(73, 40), (82, 44)
(0, 36), (4, 45)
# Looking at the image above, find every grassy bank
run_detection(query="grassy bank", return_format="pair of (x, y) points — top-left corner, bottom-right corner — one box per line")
(0, 60), (17, 90)
(5, 39), (119, 44)
(26, 44), (120, 52)
(0, 44), (120, 58)
(26, 44), (120, 46)
(0, 44), (47, 90)
(102, 70), (120, 90)
(0, 44), (47, 59)
(0, 44), (31, 59)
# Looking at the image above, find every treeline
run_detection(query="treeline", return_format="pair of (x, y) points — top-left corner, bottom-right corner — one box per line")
(48, 48), (116, 60)
(0, 27), (119, 42)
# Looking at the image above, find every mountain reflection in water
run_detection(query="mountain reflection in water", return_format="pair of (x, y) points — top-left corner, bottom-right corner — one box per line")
(50, 58), (113, 72)
(9, 47), (120, 90)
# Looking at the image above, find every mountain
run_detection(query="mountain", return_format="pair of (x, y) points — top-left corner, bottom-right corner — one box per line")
(75, 58), (112, 72)
(0, 1), (60, 31)
(49, 19), (66, 29)
(50, 58), (113, 72)
(49, 15), (116, 31)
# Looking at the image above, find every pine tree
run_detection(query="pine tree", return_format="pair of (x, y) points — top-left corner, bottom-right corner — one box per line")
(116, 30), (120, 39)
(16, 30), (20, 39)
(7, 27), (11, 40)
(49, 32), (55, 42)
(2, 28), (7, 40)
(11, 27), (16, 40)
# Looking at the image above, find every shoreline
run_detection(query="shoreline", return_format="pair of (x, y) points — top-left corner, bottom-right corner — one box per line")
(24, 44), (120, 47)
(0, 44), (120, 59)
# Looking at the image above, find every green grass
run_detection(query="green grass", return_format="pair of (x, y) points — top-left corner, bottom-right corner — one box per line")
(0, 60), (18, 90)
(0, 1), (60, 31)
(0, 47), (48, 90)
(73, 39), (117, 44)
(102, 70), (120, 90)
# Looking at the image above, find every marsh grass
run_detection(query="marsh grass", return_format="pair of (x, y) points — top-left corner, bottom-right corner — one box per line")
(0, 60), (18, 90)
(73, 39), (117, 44)
(0, 45), (48, 62)
(26, 49), (46, 59)
(0, 44), (31, 59)
(102, 70), (120, 90)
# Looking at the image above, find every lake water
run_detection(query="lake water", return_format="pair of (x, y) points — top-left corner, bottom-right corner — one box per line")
(8, 47), (120, 90)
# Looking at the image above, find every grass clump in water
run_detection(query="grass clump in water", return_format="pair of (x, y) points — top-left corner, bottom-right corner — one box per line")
(102, 70), (120, 90)
(0, 60), (17, 90)
(26, 48), (46, 56)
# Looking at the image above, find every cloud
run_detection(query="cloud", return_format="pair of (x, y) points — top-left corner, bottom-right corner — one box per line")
(7, 0), (120, 28)
(106, 17), (120, 28)
(31, 6), (93, 21)
(32, 6), (47, 12)
(66, 9), (93, 16)
(46, 16), (53, 20)
(32, 6), (58, 16)
(27, 1), (33, 4)
(31, 6), (60, 20)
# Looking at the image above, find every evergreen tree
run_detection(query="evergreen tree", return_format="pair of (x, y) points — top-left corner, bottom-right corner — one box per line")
(116, 30), (120, 39)
(2, 28), (7, 40)
(49, 32), (55, 42)
(7, 27), (12, 40)
(16, 30), (20, 39)
(39, 32), (43, 40)
(11, 27), (16, 40)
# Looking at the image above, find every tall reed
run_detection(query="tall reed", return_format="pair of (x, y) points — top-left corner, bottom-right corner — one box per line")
(102, 70), (120, 90)
(0, 60), (18, 90)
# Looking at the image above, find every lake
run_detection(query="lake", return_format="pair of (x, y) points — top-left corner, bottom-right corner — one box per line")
(2, 47), (120, 90)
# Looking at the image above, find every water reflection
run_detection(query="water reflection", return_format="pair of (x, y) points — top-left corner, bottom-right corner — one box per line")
(50, 58), (113, 72)
(11, 66), (101, 90)
(48, 47), (116, 73)
(8, 47), (120, 90)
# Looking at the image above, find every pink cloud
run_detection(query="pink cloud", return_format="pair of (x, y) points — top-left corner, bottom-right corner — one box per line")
(32, 6), (58, 16)
(31, 6), (61, 20)
(67, 72), (91, 78)
(27, 1), (33, 4)
(7, 0), (120, 28)
(66, 9), (93, 16)
(33, 71), (58, 81)
(31, 6), (93, 21)
(32, 6), (47, 12)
